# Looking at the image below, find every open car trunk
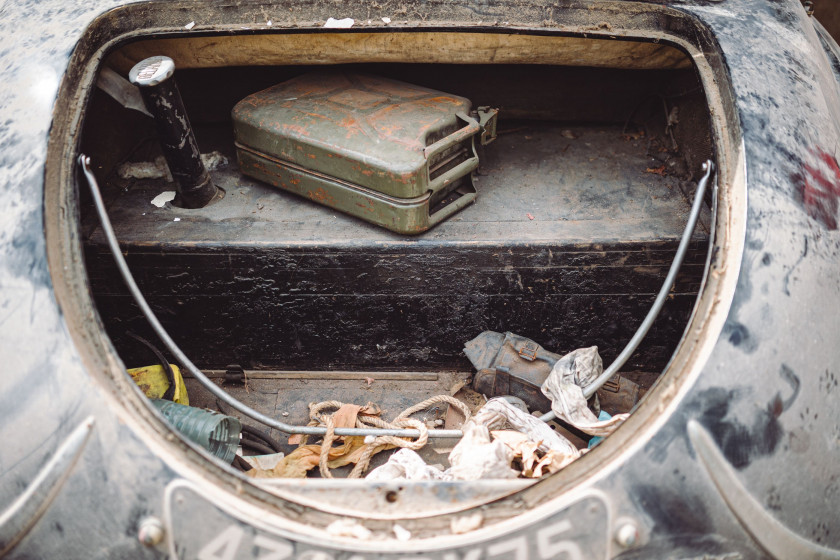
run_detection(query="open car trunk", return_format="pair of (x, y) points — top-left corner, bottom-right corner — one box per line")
(78, 32), (714, 488)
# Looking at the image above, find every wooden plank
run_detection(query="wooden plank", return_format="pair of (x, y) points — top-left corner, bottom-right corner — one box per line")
(106, 32), (691, 73)
(195, 370), (441, 381)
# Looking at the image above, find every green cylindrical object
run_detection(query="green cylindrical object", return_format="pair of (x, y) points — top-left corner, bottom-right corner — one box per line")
(151, 400), (241, 464)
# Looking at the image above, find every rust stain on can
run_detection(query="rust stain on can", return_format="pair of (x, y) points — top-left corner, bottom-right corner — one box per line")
(308, 187), (336, 205)
(355, 198), (376, 213)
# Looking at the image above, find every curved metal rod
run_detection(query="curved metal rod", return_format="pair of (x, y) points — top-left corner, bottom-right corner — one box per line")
(540, 160), (714, 422)
(79, 155), (462, 439)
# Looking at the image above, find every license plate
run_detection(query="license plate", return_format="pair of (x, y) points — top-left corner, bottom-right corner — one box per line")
(165, 480), (609, 560)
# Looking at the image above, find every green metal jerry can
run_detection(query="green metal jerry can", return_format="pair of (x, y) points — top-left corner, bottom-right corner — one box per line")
(232, 72), (496, 234)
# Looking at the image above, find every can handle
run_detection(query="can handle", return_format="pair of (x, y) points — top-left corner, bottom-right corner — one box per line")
(427, 185), (477, 228)
(423, 112), (481, 161)
(428, 155), (479, 194)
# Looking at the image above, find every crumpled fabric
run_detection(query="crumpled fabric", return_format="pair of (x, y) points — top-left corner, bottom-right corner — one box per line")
(471, 397), (582, 476)
(368, 403), (577, 481)
(540, 346), (628, 437)
(444, 423), (519, 480)
(246, 438), (369, 478)
(491, 430), (580, 477)
(365, 449), (445, 481)
(471, 397), (580, 457)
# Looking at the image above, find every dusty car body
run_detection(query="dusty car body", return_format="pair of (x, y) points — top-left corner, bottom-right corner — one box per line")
(2, 0), (840, 558)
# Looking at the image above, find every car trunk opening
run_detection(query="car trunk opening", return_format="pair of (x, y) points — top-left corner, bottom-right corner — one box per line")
(74, 30), (715, 500)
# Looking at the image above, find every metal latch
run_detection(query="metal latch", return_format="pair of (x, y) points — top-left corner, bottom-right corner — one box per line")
(223, 364), (245, 386)
(476, 106), (499, 146)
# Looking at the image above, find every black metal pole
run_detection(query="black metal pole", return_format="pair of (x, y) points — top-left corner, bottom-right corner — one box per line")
(128, 56), (217, 208)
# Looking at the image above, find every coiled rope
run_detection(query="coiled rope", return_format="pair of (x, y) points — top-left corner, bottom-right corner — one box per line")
(303, 395), (472, 478)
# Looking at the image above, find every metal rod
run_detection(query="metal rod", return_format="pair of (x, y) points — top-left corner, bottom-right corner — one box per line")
(79, 154), (463, 439)
(128, 56), (217, 209)
(540, 160), (714, 423)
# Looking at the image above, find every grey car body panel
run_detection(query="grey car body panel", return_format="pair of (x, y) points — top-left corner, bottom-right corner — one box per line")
(1, 0), (839, 558)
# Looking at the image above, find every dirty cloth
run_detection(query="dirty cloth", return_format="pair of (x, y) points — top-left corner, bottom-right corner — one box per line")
(365, 449), (445, 481)
(540, 347), (628, 437)
(491, 430), (580, 477)
(472, 397), (582, 476)
(445, 422), (519, 480)
(246, 437), (369, 479)
(472, 397), (580, 456)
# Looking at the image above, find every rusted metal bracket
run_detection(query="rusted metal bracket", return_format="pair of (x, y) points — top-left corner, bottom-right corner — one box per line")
(477, 106), (499, 145)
